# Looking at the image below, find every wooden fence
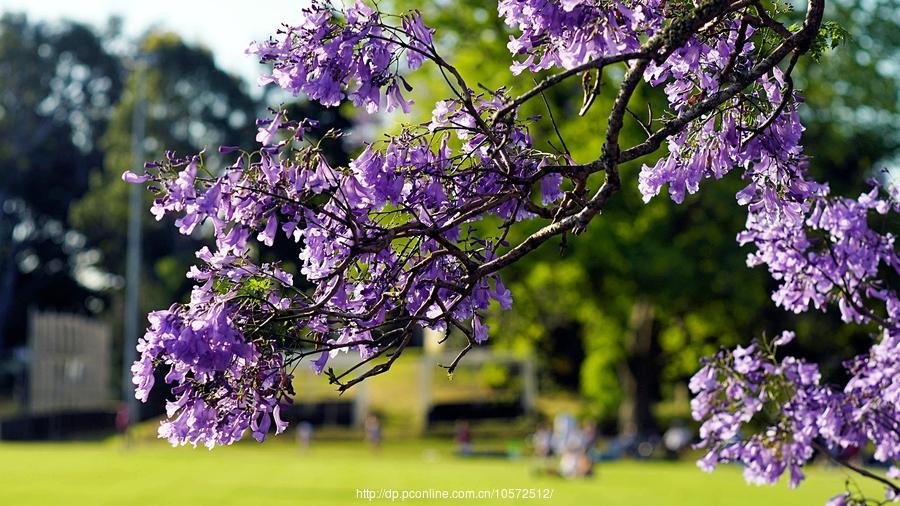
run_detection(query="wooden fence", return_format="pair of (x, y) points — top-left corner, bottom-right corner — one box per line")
(28, 310), (112, 414)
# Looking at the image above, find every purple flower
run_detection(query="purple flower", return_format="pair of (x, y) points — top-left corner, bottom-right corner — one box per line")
(257, 214), (278, 247)
(122, 170), (151, 183)
(248, 1), (434, 113)
(256, 113), (283, 146)
(825, 494), (849, 506)
(472, 314), (489, 344)
(774, 330), (795, 346)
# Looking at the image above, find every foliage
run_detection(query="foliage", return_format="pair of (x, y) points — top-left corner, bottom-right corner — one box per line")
(70, 31), (260, 301)
(0, 14), (124, 348)
(126, 1), (900, 503)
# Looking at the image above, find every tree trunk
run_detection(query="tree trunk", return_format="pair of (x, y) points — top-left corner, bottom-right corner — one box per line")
(0, 245), (19, 352)
(0, 189), (18, 351)
(617, 298), (660, 436)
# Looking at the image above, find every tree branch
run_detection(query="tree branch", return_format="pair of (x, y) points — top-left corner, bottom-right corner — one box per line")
(620, 0), (824, 164)
(812, 441), (900, 495)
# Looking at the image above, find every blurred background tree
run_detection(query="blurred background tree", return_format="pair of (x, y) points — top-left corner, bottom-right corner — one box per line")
(799, 0), (900, 191)
(65, 31), (262, 410)
(0, 14), (123, 351)
(70, 31), (260, 328)
(67, 31), (356, 409)
(0, 16), (355, 409)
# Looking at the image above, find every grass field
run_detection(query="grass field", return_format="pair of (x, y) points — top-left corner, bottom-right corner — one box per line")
(0, 437), (877, 505)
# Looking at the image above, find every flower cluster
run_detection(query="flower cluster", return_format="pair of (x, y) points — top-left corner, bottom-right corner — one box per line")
(842, 327), (900, 466)
(690, 176), (900, 499)
(691, 334), (829, 488)
(247, 1), (433, 113)
(638, 22), (818, 215)
(693, 325), (900, 501)
(498, 0), (665, 74)
(739, 184), (899, 323)
(132, 302), (292, 447)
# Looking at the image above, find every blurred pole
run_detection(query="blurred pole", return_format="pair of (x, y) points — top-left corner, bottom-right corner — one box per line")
(122, 63), (146, 435)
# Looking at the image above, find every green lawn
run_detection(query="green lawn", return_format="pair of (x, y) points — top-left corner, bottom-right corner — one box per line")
(0, 437), (877, 505)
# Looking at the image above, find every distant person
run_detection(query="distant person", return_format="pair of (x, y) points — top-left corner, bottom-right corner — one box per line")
(532, 422), (552, 458)
(558, 419), (586, 478)
(576, 451), (595, 478)
(115, 403), (129, 434)
(663, 421), (692, 458)
(559, 448), (579, 478)
(365, 413), (382, 452)
(116, 404), (134, 448)
(296, 421), (313, 450)
(551, 413), (577, 456)
(455, 420), (472, 456)
(581, 420), (598, 453)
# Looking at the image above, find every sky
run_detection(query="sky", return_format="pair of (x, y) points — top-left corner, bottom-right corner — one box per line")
(0, 0), (309, 86)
